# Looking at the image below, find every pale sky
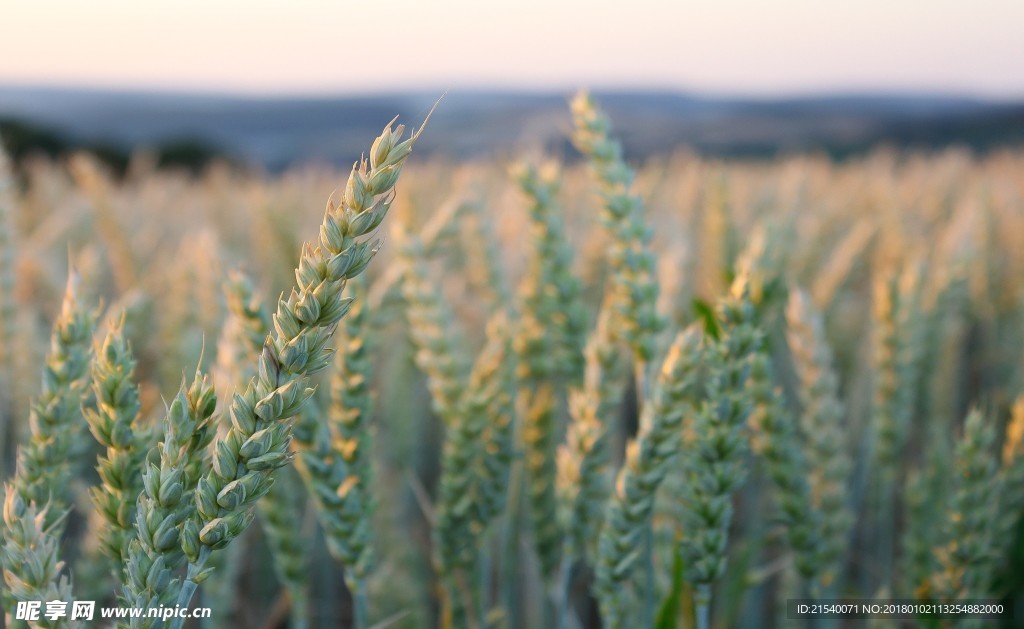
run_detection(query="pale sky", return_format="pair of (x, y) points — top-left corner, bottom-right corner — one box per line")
(2, 0), (1023, 97)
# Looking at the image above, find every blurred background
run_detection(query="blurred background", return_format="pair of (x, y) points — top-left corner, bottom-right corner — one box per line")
(2, 3), (1024, 628)
(2, 0), (1023, 172)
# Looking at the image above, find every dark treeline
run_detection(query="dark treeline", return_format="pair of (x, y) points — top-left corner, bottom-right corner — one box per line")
(3, 91), (1024, 176)
(0, 117), (231, 177)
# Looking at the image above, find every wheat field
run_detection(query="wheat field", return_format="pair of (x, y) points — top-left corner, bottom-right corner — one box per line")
(0, 93), (1022, 628)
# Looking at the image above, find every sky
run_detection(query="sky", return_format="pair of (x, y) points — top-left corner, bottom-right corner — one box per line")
(1, 0), (1023, 98)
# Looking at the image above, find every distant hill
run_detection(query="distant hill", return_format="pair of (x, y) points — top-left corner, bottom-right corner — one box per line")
(1, 86), (1022, 172)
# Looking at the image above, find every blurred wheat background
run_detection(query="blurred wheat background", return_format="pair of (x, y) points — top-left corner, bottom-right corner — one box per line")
(0, 89), (1022, 626)
(2, 1), (1024, 627)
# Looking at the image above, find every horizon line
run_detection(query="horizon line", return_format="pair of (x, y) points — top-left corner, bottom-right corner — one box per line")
(2, 80), (1024, 104)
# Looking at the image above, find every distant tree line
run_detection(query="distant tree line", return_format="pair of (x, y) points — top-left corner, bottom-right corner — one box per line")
(4, 101), (1024, 177)
(0, 117), (232, 177)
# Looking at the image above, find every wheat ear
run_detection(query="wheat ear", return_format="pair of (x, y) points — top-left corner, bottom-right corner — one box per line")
(512, 162), (589, 582)
(555, 306), (625, 627)
(366, 195), (468, 313)
(680, 280), (761, 629)
(557, 307), (623, 563)
(288, 279), (378, 627)
(397, 232), (469, 424)
(1, 493), (78, 628)
(259, 468), (310, 627)
(930, 409), (1000, 600)
(869, 266), (922, 590)
(784, 288), (853, 590)
(173, 112), (431, 625)
(594, 326), (702, 628)
(231, 277), (375, 626)
(433, 313), (515, 628)
(1, 272), (95, 626)
(6, 272), (96, 524)
(195, 272), (274, 626)
(570, 91), (662, 364)
(120, 371), (216, 628)
(513, 161), (588, 383)
(69, 154), (138, 294)
(747, 351), (822, 591)
(460, 201), (508, 310)
(85, 318), (152, 572)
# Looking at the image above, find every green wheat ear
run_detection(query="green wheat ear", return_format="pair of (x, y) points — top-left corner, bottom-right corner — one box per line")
(747, 350), (822, 590)
(397, 230), (470, 425)
(121, 370), (216, 628)
(172, 108), (433, 627)
(557, 306), (623, 566)
(84, 317), (152, 572)
(785, 288), (853, 591)
(930, 409), (1000, 600)
(679, 278), (762, 629)
(433, 312), (516, 628)
(512, 161), (588, 384)
(321, 278), (376, 625)
(5, 270), (97, 527)
(594, 325), (702, 627)
(1, 492), (77, 629)
(570, 91), (663, 363)
(512, 160), (589, 583)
